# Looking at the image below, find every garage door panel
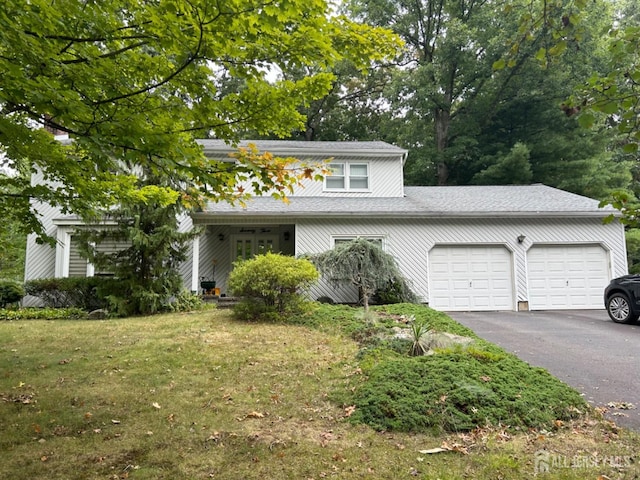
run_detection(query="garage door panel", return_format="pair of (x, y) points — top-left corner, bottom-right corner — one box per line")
(527, 245), (609, 310)
(429, 246), (514, 311)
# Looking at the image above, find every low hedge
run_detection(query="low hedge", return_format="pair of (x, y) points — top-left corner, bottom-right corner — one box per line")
(24, 277), (116, 310)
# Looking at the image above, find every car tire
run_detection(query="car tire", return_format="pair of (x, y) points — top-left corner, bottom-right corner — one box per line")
(606, 293), (638, 324)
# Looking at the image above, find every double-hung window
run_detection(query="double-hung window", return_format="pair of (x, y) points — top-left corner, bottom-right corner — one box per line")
(325, 162), (369, 191)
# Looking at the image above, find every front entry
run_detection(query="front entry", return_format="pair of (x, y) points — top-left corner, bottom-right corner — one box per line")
(233, 234), (279, 260)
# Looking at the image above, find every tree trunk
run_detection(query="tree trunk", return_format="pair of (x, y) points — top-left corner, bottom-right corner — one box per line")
(435, 105), (450, 185)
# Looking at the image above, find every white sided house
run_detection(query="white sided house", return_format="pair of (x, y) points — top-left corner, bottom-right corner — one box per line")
(25, 140), (627, 311)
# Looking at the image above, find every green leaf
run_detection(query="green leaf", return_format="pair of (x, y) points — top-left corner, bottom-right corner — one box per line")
(577, 113), (595, 129)
(492, 58), (506, 70)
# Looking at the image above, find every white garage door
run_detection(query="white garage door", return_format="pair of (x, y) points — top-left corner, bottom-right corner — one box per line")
(527, 245), (609, 310)
(429, 245), (514, 311)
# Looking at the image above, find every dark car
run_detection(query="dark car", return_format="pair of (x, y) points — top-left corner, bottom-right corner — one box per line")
(604, 275), (640, 323)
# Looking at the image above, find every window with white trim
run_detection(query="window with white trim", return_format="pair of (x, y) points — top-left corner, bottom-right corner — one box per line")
(333, 236), (384, 249)
(325, 162), (369, 191)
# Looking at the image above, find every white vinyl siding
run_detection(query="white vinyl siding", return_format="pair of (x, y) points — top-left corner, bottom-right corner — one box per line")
(68, 237), (88, 277)
(325, 162), (369, 191)
(429, 245), (514, 311)
(527, 244), (610, 310)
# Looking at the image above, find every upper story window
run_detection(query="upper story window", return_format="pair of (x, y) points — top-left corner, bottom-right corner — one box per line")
(325, 162), (369, 191)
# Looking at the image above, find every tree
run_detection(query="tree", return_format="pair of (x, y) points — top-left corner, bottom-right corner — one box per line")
(345, 0), (537, 185)
(472, 143), (533, 185)
(312, 238), (416, 311)
(0, 172), (27, 281)
(74, 174), (197, 316)
(335, 0), (628, 198)
(0, 0), (403, 241)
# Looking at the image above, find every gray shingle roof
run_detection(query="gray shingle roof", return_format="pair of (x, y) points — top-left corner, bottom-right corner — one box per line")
(193, 184), (615, 220)
(197, 139), (407, 157)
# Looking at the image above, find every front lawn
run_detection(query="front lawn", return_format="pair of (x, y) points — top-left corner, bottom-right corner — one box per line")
(0, 304), (638, 479)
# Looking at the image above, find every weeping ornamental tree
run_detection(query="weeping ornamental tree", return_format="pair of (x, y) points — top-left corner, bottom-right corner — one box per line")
(312, 238), (416, 310)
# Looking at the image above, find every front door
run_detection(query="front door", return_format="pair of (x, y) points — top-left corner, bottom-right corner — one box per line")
(233, 234), (279, 260)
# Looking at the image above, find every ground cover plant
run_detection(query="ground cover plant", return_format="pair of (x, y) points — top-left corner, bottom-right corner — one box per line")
(1, 305), (639, 479)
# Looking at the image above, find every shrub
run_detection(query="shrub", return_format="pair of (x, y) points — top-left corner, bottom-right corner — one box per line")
(24, 277), (113, 310)
(0, 279), (24, 307)
(167, 290), (208, 312)
(228, 252), (318, 321)
(349, 352), (587, 433)
(374, 278), (418, 305)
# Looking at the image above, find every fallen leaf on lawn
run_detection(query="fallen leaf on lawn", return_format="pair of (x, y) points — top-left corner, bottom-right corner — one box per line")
(419, 441), (469, 455)
(343, 405), (356, 417)
(320, 431), (334, 447)
(111, 419), (121, 424)
(58, 358), (72, 365)
(152, 402), (161, 409)
(418, 447), (449, 454)
(480, 375), (491, 382)
(245, 411), (265, 419)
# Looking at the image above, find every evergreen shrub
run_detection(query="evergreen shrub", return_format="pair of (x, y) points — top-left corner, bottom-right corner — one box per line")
(228, 252), (318, 321)
(0, 279), (24, 307)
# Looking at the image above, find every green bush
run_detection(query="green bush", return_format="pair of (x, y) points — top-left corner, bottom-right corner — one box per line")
(228, 252), (318, 321)
(374, 278), (418, 305)
(24, 277), (114, 310)
(0, 279), (24, 307)
(349, 352), (587, 433)
(167, 290), (208, 312)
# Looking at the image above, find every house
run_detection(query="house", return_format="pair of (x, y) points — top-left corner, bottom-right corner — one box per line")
(24, 140), (627, 311)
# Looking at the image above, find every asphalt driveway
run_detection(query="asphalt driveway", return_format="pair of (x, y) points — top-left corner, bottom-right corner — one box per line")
(446, 309), (640, 431)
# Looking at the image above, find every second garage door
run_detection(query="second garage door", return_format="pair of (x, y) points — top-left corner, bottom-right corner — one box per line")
(527, 244), (610, 310)
(429, 245), (514, 311)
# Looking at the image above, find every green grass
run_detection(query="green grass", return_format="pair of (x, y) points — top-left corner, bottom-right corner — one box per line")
(1, 306), (639, 479)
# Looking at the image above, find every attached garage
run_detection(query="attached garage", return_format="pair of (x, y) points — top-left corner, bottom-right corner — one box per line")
(527, 244), (610, 310)
(429, 245), (515, 311)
